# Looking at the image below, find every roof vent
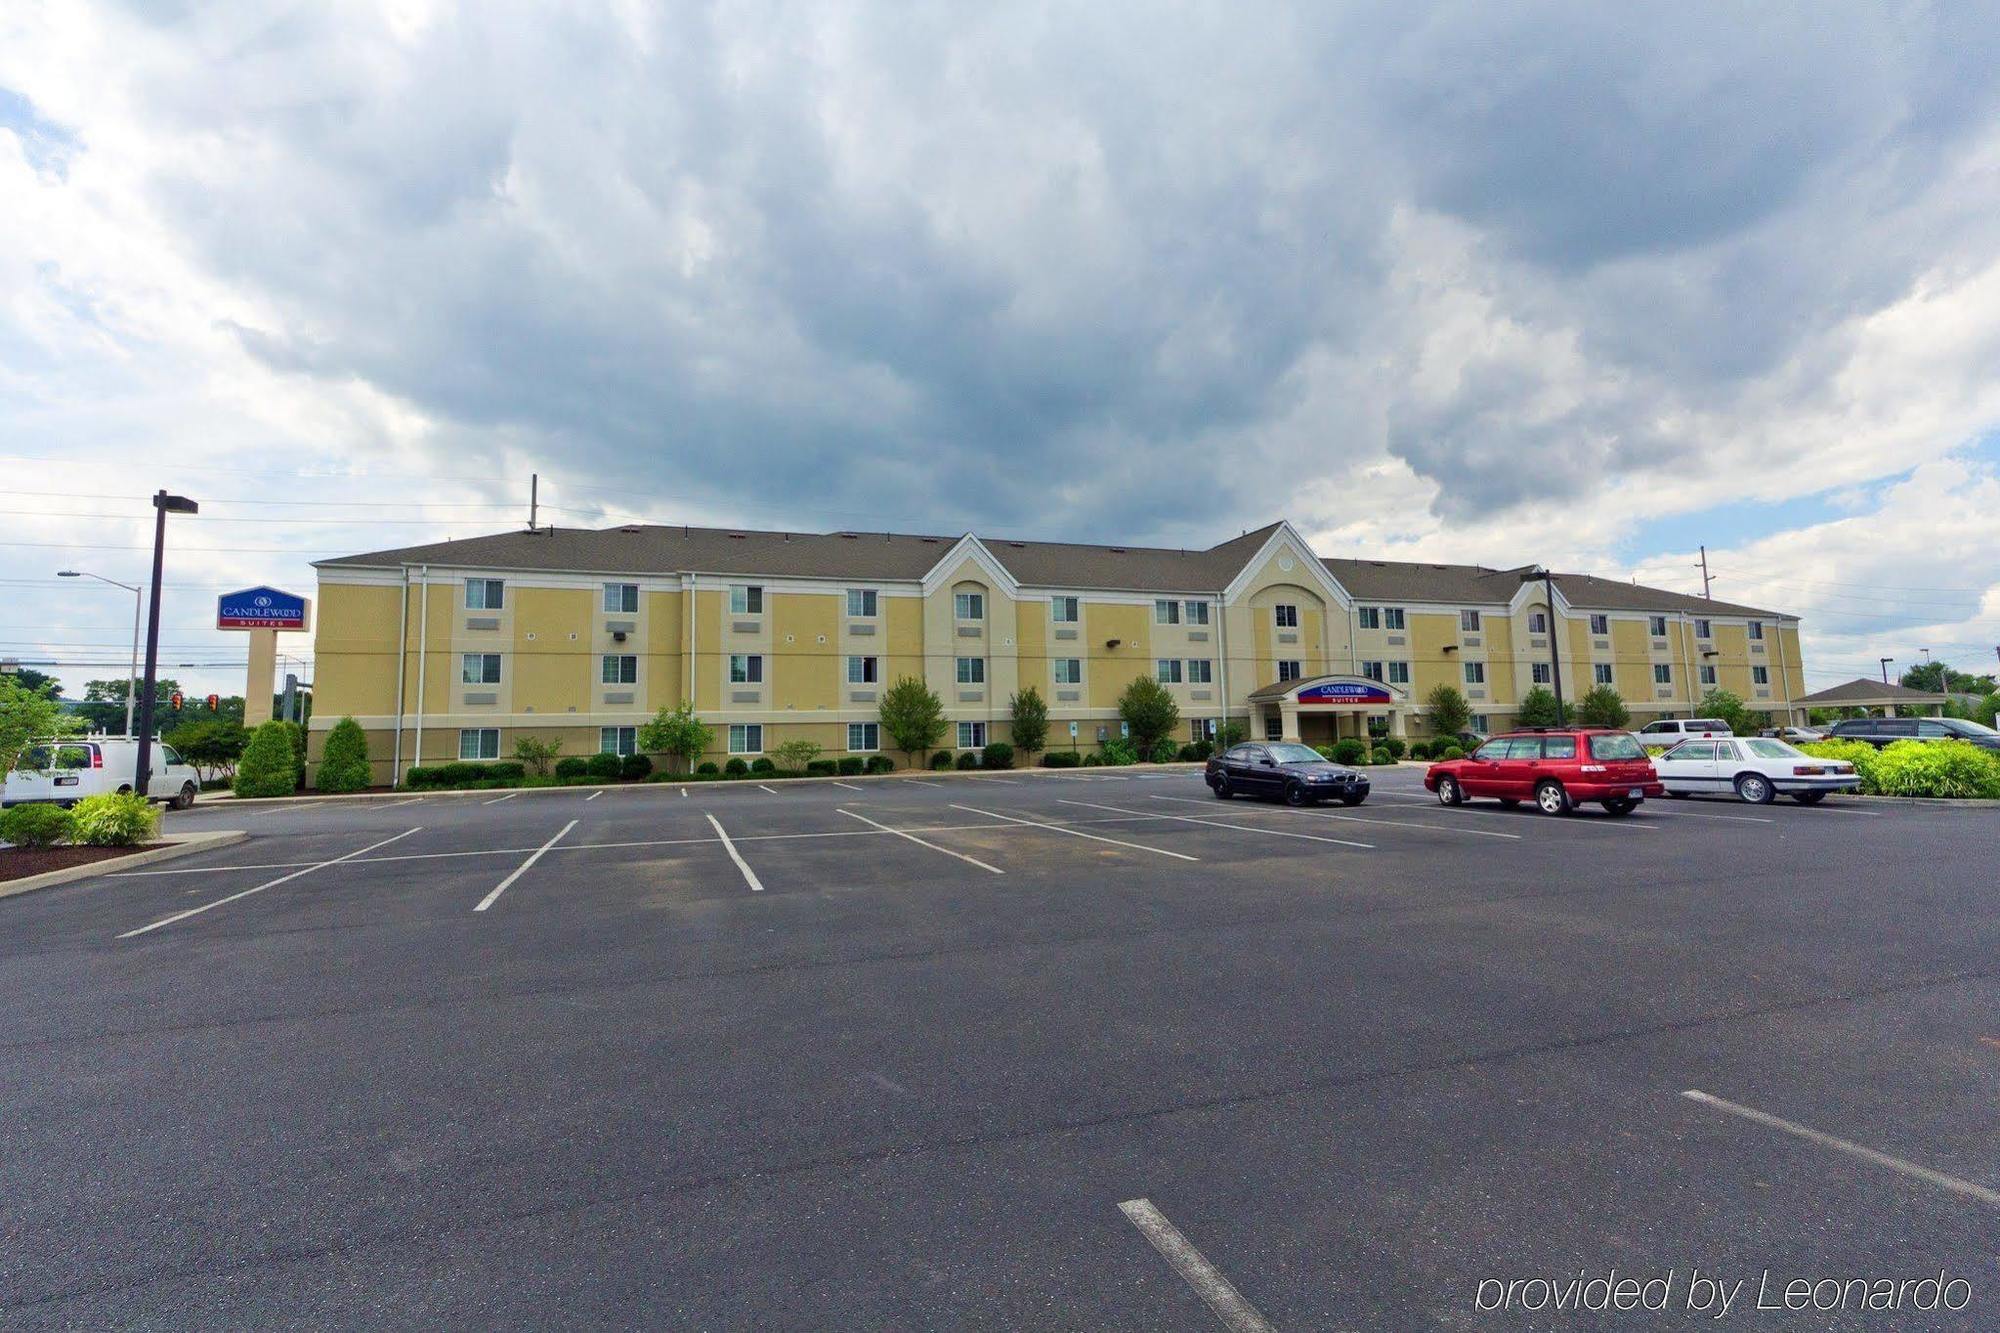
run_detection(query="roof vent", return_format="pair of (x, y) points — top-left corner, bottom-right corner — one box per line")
(728, 533), (747, 540)
(1008, 542), (1025, 549)
(921, 537), (940, 544)
(1108, 547), (1127, 554)
(619, 525), (642, 534)
(839, 532), (859, 539)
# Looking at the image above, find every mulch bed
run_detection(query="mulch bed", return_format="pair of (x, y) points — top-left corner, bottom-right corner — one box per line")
(0, 844), (166, 884)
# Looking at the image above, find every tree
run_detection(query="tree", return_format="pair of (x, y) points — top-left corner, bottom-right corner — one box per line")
(514, 735), (564, 777)
(1978, 694), (2000, 729)
(879, 676), (948, 766)
(1425, 683), (1471, 739)
(234, 721), (297, 797)
(1008, 686), (1049, 758)
(162, 719), (248, 782)
(772, 738), (823, 774)
(11, 668), (61, 699)
(1575, 685), (1631, 729)
(315, 717), (372, 793)
(77, 677), (182, 734)
(1698, 688), (1757, 737)
(1, 674), (75, 774)
(637, 700), (713, 774)
(1515, 685), (1562, 727)
(1118, 676), (1180, 752)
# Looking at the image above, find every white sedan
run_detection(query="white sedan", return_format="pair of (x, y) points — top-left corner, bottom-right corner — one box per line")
(1654, 736), (1859, 805)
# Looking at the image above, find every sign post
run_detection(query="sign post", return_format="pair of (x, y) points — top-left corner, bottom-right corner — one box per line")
(217, 587), (311, 727)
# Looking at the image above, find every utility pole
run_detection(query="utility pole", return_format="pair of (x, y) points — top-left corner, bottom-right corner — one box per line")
(134, 490), (199, 796)
(529, 473), (539, 531)
(1880, 657), (1893, 685)
(1697, 546), (1713, 600)
(1519, 569), (1565, 724)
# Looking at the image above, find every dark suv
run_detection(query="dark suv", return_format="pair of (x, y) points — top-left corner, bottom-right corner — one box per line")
(1826, 717), (2000, 751)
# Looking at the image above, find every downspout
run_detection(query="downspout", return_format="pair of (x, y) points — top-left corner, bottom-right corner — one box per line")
(1678, 610), (1695, 716)
(1777, 618), (1797, 725)
(413, 564), (430, 773)
(1216, 588), (1230, 742)
(391, 563), (409, 786)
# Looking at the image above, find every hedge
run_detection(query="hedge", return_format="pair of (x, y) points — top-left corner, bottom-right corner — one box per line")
(406, 761), (526, 789)
(620, 753), (653, 780)
(955, 752), (980, 770)
(864, 755), (895, 774)
(315, 716), (372, 793)
(1042, 751), (1082, 768)
(929, 751), (954, 770)
(70, 792), (160, 846)
(838, 756), (866, 776)
(235, 722), (300, 798)
(980, 741), (1014, 770)
(1, 803), (74, 849)
(1800, 738), (2000, 799)
(553, 756), (590, 780)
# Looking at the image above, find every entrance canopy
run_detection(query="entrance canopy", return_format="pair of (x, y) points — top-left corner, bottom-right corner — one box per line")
(1795, 678), (1947, 717)
(1247, 673), (1409, 743)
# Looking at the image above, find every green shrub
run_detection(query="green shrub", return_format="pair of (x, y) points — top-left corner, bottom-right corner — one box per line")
(696, 761), (720, 776)
(750, 756), (777, 775)
(1406, 741), (1427, 761)
(1181, 740), (1213, 761)
(864, 755), (894, 774)
(806, 758), (837, 776)
(1439, 745), (1465, 760)
(1042, 751), (1081, 768)
(929, 751), (954, 770)
(954, 751), (980, 770)
(1147, 738), (1179, 763)
(1863, 740), (2000, 799)
(724, 757), (749, 777)
(69, 791), (160, 846)
(586, 751), (623, 780)
(483, 762), (526, 782)
(314, 717), (371, 793)
(981, 741), (1014, 770)
(1370, 747), (1394, 765)
(1798, 740), (1883, 792)
(278, 720), (307, 791)
(1, 803), (74, 849)
(1378, 737), (1406, 760)
(554, 756), (590, 780)
(234, 721), (299, 798)
(1332, 739), (1368, 765)
(1099, 737), (1139, 766)
(837, 756), (866, 776)
(688, 770), (720, 781)
(620, 753), (653, 780)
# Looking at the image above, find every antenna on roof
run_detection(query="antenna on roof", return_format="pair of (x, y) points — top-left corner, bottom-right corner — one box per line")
(528, 473), (538, 531)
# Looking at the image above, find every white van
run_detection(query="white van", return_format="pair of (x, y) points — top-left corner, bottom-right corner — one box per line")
(3, 738), (201, 810)
(1635, 717), (1733, 748)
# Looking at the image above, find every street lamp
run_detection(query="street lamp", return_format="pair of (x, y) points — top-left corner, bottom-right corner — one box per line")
(57, 570), (143, 737)
(1879, 657), (1894, 685)
(1518, 568), (1565, 724)
(132, 491), (199, 798)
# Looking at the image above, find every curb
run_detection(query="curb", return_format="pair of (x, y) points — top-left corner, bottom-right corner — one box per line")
(1845, 794), (2000, 809)
(0, 829), (248, 901)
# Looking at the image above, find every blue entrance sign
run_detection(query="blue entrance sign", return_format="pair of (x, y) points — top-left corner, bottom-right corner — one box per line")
(1295, 679), (1394, 706)
(217, 586), (309, 631)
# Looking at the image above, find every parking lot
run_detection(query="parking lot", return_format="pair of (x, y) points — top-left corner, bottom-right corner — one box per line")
(2, 765), (1996, 1327)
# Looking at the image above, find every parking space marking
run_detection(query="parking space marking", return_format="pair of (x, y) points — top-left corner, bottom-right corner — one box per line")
(964, 775), (1020, 784)
(836, 808), (1005, 875)
(117, 828), (423, 939)
(831, 781), (864, 791)
(757, 784), (780, 795)
(587, 790), (603, 801)
(704, 813), (766, 892)
(1118, 1199), (1275, 1333)
(1150, 794), (1521, 840)
(949, 803), (1199, 862)
(1059, 799), (1372, 849)
(1682, 1090), (2000, 1208)
(482, 791), (521, 806)
(381, 796), (424, 809)
(1640, 805), (1774, 824)
(474, 819), (579, 912)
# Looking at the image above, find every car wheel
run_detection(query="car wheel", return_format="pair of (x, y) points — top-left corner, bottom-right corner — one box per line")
(1792, 791), (1826, 805)
(1340, 793), (1366, 806)
(1534, 781), (1571, 816)
(1734, 773), (1775, 805)
(1602, 797), (1636, 816)
(1435, 776), (1463, 806)
(1210, 775), (1234, 800)
(1284, 780), (1310, 807)
(172, 782), (197, 811)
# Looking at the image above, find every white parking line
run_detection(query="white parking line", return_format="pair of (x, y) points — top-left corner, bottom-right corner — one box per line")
(831, 781), (865, 791)
(905, 778), (943, 788)
(1059, 799), (1372, 849)
(1151, 794), (1521, 840)
(1641, 804), (1773, 824)
(483, 791), (520, 805)
(1119, 1198), (1274, 1333)
(950, 803), (1198, 862)
(758, 784), (779, 795)
(380, 796), (424, 809)
(587, 790), (603, 801)
(704, 813), (766, 892)
(1682, 1090), (2000, 1208)
(837, 808), (1005, 874)
(118, 828), (422, 938)
(474, 819), (578, 912)
(965, 775), (1020, 784)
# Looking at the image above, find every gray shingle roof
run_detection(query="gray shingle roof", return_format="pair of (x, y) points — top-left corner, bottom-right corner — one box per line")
(1320, 557), (1782, 618)
(1796, 678), (1945, 706)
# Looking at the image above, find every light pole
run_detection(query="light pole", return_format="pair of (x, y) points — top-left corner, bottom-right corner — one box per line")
(132, 491), (199, 797)
(1879, 657), (1893, 685)
(57, 570), (144, 737)
(1519, 568), (1565, 724)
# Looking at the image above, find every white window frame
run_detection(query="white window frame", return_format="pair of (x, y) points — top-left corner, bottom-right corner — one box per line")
(1050, 595), (1079, 623)
(1383, 607), (1406, 630)
(461, 653), (501, 685)
(847, 722), (880, 752)
(1388, 661), (1410, 685)
(954, 591), (985, 621)
(1357, 606), (1380, 630)
(1184, 600), (1209, 625)
(1528, 611), (1548, 634)
(1277, 660), (1302, 682)
(1531, 662), (1552, 685)
(1361, 660), (1385, 682)
(728, 724), (763, 754)
(846, 655), (878, 684)
(465, 578), (504, 610)
(603, 583), (638, 614)
(458, 728), (499, 760)
(1654, 664), (1673, 685)
(601, 654), (637, 685)
(1752, 665), (1770, 685)
(1589, 613), (1609, 635)
(729, 585), (764, 615)
(957, 721), (987, 749)
(1748, 620), (1764, 641)
(846, 588), (878, 618)
(729, 654), (764, 684)
(1274, 603), (1299, 629)
(1054, 658), (1082, 685)
(1460, 609), (1481, 632)
(1470, 714), (1490, 734)
(1155, 658), (1183, 684)
(1154, 599), (1180, 625)
(1649, 615), (1669, 636)
(1594, 663), (1614, 686)
(599, 726), (636, 756)
(1187, 658), (1213, 684)
(1695, 619), (1713, 639)
(955, 656), (985, 685)
(1464, 662), (1486, 685)
(1699, 665), (1718, 686)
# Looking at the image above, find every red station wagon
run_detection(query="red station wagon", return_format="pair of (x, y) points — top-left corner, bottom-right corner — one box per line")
(1424, 728), (1663, 816)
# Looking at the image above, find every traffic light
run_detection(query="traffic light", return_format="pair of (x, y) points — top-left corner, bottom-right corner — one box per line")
(170, 692), (183, 712)
(206, 694), (219, 712)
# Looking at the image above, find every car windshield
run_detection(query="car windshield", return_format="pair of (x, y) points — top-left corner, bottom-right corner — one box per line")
(1743, 738), (1801, 759)
(1265, 743), (1324, 764)
(1946, 718), (2000, 738)
(1586, 733), (1646, 761)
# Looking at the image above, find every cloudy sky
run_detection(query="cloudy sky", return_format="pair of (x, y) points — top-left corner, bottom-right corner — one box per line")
(5, 1), (2000, 702)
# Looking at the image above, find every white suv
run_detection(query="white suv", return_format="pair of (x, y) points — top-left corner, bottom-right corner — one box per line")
(1636, 718), (1733, 748)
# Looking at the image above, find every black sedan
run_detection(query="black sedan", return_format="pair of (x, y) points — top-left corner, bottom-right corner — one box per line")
(1205, 742), (1370, 806)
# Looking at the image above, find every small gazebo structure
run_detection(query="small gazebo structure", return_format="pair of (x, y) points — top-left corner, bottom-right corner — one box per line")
(1794, 678), (1948, 719)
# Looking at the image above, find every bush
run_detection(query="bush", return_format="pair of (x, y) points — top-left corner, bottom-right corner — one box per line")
(1798, 740), (1883, 792)
(1147, 738), (1179, 763)
(1378, 737), (1406, 760)
(1371, 747), (1394, 765)
(1, 803), (74, 849)
(514, 736), (564, 778)
(864, 754), (894, 774)
(1042, 751), (1081, 767)
(981, 741), (1014, 770)
(929, 751), (954, 770)
(584, 752), (622, 780)
(1182, 740), (1213, 761)
(1332, 739), (1368, 765)
(314, 717), (372, 793)
(1862, 740), (2000, 799)
(838, 756), (866, 776)
(1099, 737), (1139, 766)
(1118, 677), (1181, 753)
(234, 721), (299, 798)
(806, 758), (837, 776)
(772, 738), (824, 775)
(723, 757), (749, 777)
(1437, 745), (1464, 761)
(553, 756), (590, 780)
(750, 756), (777, 775)
(278, 720), (307, 791)
(696, 761), (720, 776)
(69, 791), (160, 846)
(955, 751), (980, 770)
(1407, 741), (1431, 761)
(404, 761), (524, 790)
(620, 753), (653, 780)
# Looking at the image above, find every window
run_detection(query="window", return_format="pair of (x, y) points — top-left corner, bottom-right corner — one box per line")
(1649, 615), (1668, 636)
(956, 657), (985, 685)
(1463, 662), (1485, 684)
(729, 654), (764, 684)
(1587, 732), (1645, 761)
(1054, 658), (1082, 685)
(458, 728), (499, 760)
(846, 655), (878, 684)
(1184, 600), (1209, 625)
(730, 585), (764, 615)
(601, 654), (637, 685)
(1187, 658), (1213, 684)
(728, 724), (763, 754)
(1156, 659), (1183, 684)
(1748, 620), (1764, 641)
(954, 591), (984, 620)
(957, 721), (987, 749)
(603, 583), (638, 613)
(1528, 611), (1548, 634)
(1531, 662), (1552, 685)
(461, 653), (501, 684)
(1357, 606), (1380, 630)
(1654, 664), (1673, 685)
(1470, 714), (1490, 734)
(1699, 665), (1718, 686)
(1671, 741), (1717, 763)
(1542, 735), (1577, 759)
(1361, 660), (1385, 682)
(1695, 619), (1713, 639)
(1154, 599), (1180, 625)
(847, 722), (879, 752)
(1383, 607), (1406, 630)
(1264, 716), (1284, 741)
(1274, 604), (1299, 629)
(1388, 661), (1410, 685)
(1277, 660), (1302, 682)
(1050, 595), (1079, 623)
(1460, 609), (1482, 632)
(1589, 614), (1609, 635)
(1752, 665), (1769, 686)
(1594, 663), (1614, 686)
(465, 578), (504, 610)
(599, 726), (636, 756)
(846, 588), (878, 618)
